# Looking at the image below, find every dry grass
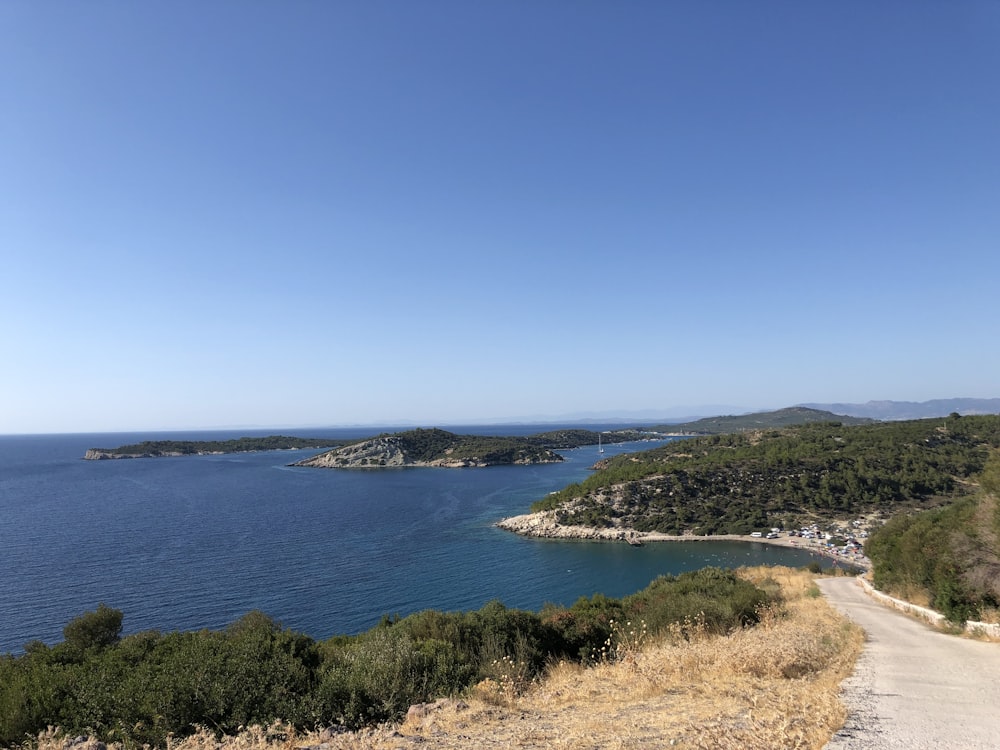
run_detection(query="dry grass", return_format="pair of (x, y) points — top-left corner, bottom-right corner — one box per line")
(976, 606), (1000, 625)
(24, 568), (863, 750)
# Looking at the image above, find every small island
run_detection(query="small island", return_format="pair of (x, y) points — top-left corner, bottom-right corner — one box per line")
(83, 435), (343, 460)
(293, 428), (564, 468)
(83, 426), (659, 464)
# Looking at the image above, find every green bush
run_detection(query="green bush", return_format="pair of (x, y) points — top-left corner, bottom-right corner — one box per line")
(542, 593), (625, 662)
(318, 628), (433, 727)
(62, 604), (123, 653)
(1, 570), (778, 746)
(623, 567), (770, 634)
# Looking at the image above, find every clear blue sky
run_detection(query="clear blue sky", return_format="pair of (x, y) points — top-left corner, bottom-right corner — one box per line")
(2, 2), (998, 434)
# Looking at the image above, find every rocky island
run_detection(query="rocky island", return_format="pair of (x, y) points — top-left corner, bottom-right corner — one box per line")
(293, 428), (564, 468)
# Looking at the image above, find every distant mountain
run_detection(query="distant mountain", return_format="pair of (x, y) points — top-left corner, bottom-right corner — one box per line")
(471, 405), (749, 425)
(649, 406), (871, 435)
(799, 398), (1000, 421)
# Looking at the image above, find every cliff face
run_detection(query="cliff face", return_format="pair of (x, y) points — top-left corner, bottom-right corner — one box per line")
(295, 436), (411, 468)
(84, 449), (119, 460)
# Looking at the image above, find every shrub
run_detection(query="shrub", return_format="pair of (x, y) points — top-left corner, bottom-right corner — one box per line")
(2, 572), (776, 744)
(623, 568), (771, 635)
(317, 628), (443, 727)
(62, 604), (122, 653)
(541, 593), (625, 662)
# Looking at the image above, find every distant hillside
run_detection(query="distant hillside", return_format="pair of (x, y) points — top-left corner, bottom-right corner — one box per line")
(800, 398), (1000, 420)
(524, 428), (654, 448)
(294, 428), (563, 468)
(650, 406), (871, 435)
(527, 415), (1000, 535)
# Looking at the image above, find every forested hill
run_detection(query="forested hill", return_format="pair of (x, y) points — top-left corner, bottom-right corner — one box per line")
(531, 415), (1000, 535)
(294, 428), (565, 468)
(652, 406), (872, 435)
(800, 397), (1000, 420)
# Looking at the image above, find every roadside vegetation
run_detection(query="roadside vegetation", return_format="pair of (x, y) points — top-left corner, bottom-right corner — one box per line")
(533, 415), (1000, 534)
(8, 568), (863, 750)
(0, 569), (774, 748)
(865, 450), (1000, 623)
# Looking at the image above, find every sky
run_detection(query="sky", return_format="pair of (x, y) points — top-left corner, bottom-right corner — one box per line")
(2, 2), (999, 434)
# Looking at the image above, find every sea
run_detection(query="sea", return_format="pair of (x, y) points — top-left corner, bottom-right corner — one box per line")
(0, 425), (820, 655)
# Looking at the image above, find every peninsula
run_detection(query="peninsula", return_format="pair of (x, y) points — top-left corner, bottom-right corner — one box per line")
(502, 414), (1000, 545)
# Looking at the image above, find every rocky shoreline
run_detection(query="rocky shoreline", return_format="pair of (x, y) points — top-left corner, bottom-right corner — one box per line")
(83, 449), (221, 460)
(496, 511), (871, 569)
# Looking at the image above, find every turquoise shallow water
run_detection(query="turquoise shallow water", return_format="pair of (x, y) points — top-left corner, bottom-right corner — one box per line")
(0, 427), (820, 654)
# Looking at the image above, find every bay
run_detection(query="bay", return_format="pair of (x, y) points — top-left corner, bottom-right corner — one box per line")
(0, 426), (819, 654)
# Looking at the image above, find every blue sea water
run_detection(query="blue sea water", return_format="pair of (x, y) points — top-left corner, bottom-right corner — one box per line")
(0, 426), (820, 654)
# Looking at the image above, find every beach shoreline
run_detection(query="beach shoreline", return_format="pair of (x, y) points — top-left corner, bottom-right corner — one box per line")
(496, 511), (871, 570)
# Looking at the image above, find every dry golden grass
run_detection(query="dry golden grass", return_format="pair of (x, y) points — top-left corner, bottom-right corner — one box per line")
(977, 606), (1000, 625)
(25, 568), (863, 750)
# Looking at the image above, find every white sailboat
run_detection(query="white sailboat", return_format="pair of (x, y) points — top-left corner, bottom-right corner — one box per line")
(598, 432), (604, 454)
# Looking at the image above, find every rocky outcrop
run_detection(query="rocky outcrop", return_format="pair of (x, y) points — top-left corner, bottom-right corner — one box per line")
(294, 434), (563, 469)
(84, 449), (212, 460)
(84, 450), (119, 460)
(295, 436), (411, 468)
(83, 449), (190, 460)
(496, 511), (644, 542)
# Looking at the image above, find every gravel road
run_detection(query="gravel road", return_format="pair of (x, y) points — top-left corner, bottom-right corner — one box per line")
(818, 577), (1000, 749)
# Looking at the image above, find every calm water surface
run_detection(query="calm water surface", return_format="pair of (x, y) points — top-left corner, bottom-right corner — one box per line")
(0, 427), (819, 653)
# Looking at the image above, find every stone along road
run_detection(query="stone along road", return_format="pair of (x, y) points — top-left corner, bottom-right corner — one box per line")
(818, 577), (1000, 750)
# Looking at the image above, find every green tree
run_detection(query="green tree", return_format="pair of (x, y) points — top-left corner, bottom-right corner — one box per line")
(62, 604), (123, 652)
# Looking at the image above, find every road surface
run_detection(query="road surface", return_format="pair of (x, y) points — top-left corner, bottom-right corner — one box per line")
(818, 577), (1000, 749)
